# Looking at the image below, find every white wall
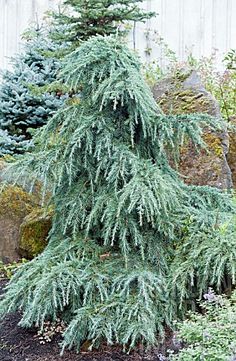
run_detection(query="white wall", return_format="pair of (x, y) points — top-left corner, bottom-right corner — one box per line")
(0, 0), (61, 70)
(132, 0), (236, 68)
(0, 0), (236, 70)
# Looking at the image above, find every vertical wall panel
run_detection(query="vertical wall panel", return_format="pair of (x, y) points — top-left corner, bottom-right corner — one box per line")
(214, 0), (229, 54)
(182, 0), (200, 57)
(0, 0), (236, 70)
(226, 0), (232, 49)
(137, 0), (236, 69)
(0, 0), (61, 70)
(201, 0), (214, 56)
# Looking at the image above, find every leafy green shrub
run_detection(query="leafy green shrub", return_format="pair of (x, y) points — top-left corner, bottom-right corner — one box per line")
(225, 49), (236, 70)
(195, 50), (236, 121)
(171, 289), (236, 361)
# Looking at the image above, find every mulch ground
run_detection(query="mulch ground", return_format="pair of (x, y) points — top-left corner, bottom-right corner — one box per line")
(0, 279), (174, 361)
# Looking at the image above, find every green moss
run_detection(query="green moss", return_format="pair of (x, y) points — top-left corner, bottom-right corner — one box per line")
(203, 133), (223, 157)
(19, 207), (53, 259)
(0, 185), (39, 219)
(158, 89), (213, 115)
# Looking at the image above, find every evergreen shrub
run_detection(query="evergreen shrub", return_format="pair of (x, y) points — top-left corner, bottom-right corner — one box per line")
(0, 28), (66, 155)
(0, 36), (235, 352)
(50, 0), (155, 52)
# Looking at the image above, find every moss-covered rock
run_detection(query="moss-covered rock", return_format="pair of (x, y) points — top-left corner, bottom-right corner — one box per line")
(0, 185), (39, 218)
(0, 160), (52, 261)
(19, 208), (53, 259)
(0, 185), (40, 262)
(152, 70), (232, 189)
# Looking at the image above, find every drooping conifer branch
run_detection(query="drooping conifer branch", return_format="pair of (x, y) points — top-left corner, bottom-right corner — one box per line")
(0, 35), (234, 352)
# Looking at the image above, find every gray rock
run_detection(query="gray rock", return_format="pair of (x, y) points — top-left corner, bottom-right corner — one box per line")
(152, 70), (232, 189)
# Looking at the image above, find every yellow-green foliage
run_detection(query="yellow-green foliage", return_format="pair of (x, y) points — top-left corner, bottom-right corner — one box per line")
(19, 208), (53, 259)
(171, 291), (236, 361)
(0, 259), (28, 279)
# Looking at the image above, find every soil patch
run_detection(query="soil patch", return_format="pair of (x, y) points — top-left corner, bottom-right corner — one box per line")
(0, 279), (173, 361)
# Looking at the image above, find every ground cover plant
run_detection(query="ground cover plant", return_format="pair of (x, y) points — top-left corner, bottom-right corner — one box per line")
(171, 289), (236, 361)
(0, 34), (235, 354)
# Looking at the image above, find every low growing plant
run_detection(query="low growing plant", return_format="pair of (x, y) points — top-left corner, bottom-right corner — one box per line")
(171, 289), (236, 361)
(0, 259), (28, 280)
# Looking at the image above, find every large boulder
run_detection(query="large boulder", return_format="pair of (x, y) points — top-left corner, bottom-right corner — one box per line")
(152, 70), (232, 189)
(19, 208), (52, 259)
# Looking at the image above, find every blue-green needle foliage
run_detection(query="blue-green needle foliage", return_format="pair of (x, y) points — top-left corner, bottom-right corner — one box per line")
(0, 27), (66, 156)
(0, 36), (234, 351)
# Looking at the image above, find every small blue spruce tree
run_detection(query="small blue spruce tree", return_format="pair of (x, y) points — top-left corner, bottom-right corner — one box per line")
(0, 27), (66, 156)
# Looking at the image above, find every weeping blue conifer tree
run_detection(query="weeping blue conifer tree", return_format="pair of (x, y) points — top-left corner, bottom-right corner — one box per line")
(0, 36), (233, 351)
